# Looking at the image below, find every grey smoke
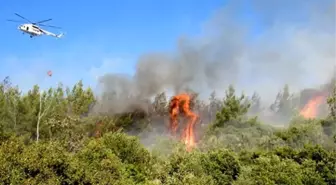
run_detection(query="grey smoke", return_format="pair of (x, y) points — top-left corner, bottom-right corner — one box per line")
(95, 0), (335, 114)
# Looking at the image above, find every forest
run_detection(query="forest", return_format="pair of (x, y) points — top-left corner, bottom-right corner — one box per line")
(0, 76), (335, 185)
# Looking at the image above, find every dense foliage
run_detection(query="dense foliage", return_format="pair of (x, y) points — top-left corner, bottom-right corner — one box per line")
(0, 77), (335, 185)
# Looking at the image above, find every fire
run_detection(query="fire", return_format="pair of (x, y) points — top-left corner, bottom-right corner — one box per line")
(169, 93), (198, 152)
(300, 95), (325, 119)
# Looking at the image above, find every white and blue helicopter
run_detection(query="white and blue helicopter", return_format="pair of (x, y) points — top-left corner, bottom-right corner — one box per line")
(7, 13), (64, 38)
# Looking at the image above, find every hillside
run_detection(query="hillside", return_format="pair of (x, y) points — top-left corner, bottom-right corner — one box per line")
(0, 77), (335, 185)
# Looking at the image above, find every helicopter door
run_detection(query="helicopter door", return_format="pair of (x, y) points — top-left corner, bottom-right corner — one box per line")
(26, 26), (29, 31)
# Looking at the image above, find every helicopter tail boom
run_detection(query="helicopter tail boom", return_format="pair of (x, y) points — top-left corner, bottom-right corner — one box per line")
(41, 29), (63, 38)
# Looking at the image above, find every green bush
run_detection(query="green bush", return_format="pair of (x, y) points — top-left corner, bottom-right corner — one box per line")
(0, 80), (335, 184)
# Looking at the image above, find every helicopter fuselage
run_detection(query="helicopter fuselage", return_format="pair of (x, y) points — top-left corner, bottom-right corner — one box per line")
(8, 13), (63, 39)
(18, 23), (43, 37)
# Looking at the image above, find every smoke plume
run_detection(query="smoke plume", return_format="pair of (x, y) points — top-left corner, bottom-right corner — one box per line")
(95, 0), (335, 114)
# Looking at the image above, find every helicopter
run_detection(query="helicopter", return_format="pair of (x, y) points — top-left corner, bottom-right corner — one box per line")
(7, 13), (64, 38)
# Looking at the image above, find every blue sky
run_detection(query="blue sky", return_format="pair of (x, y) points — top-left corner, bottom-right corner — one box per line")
(0, 0), (266, 92)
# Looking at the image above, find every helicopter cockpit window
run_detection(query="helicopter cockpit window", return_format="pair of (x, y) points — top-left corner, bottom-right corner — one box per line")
(26, 26), (29, 31)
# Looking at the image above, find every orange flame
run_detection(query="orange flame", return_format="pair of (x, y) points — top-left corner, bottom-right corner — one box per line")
(169, 93), (198, 151)
(300, 95), (325, 119)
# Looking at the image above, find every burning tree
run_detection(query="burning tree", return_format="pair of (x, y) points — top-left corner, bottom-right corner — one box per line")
(168, 92), (199, 151)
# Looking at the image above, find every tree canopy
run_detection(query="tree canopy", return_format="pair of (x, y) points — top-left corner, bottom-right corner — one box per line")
(0, 78), (335, 185)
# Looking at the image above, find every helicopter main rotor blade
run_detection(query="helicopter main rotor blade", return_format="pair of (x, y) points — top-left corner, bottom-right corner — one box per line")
(38, 24), (61, 29)
(14, 13), (33, 23)
(35, 18), (52, 24)
(6, 19), (26, 23)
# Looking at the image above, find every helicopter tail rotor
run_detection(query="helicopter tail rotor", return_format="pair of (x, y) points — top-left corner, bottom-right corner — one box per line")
(56, 32), (64, 38)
